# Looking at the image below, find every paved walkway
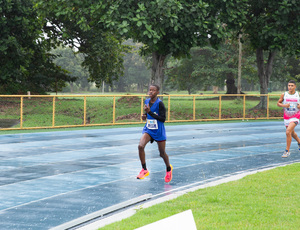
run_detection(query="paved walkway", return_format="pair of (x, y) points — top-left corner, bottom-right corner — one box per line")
(0, 121), (299, 229)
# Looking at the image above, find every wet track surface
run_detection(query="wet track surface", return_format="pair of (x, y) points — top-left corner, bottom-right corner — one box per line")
(0, 121), (299, 229)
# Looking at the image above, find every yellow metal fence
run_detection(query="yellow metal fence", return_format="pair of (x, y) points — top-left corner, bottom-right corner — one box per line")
(0, 94), (283, 130)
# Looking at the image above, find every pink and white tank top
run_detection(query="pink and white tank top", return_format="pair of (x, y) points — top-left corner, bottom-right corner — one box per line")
(283, 91), (300, 119)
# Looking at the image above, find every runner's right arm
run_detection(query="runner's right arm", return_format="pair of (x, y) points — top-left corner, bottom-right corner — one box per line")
(277, 93), (289, 108)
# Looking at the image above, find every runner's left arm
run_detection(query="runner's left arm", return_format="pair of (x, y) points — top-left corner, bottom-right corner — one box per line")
(147, 101), (166, 122)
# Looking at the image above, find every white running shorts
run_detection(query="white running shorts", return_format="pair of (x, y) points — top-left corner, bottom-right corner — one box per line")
(284, 117), (299, 127)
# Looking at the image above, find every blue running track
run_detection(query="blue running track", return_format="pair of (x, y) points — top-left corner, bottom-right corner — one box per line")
(0, 121), (299, 229)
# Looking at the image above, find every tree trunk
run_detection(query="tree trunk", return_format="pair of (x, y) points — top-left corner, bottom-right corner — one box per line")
(105, 84), (109, 92)
(237, 34), (242, 94)
(213, 86), (218, 94)
(225, 73), (238, 94)
(151, 52), (167, 93)
(55, 77), (58, 95)
(70, 82), (74, 93)
(116, 78), (125, 92)
(187, 85), (192, 95)
(250, 80), (254, 91)
(255, 48), (276, 109)
(138, 83), (143, 93)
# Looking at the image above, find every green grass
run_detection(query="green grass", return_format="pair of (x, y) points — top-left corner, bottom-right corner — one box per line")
(0, 93), (284, 129)
(100, 163), (300, 230)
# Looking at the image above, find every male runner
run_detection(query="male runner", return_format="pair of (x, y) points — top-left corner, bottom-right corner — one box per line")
(136, 84), (173, 182)
(277, 80), (300, 157)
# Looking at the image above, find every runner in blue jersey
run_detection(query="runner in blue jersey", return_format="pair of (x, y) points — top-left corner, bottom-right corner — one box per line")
(136, 84), (173, 183)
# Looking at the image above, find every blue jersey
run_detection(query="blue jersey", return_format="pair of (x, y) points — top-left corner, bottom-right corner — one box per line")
(142, 98), (166, 141)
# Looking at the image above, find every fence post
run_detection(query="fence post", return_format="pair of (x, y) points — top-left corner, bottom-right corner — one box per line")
(168, 95), (171, 122)
(140, 96), (144, 122)
(52, 96), (56, 127)
(219, 95), (222, 120)
(267, 94), (270, 119)
(84, 96), (87, 125)
(193, 96), (196, 121)
(20, 96), (23, 129)
(113, 96), (116, 124)
(243, 95), (246, 120)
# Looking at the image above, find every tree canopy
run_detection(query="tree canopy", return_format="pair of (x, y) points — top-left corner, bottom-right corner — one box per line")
(119, 40), (151, 93)
(1, 0), (300, 96)
(34, 0), (130, 87)
(102, 0), (245, 91)
(237, 0), (300, 108)
(0, 0), (72, 94)
(166, 43), (258, 94)
(51, 47), (90, 92)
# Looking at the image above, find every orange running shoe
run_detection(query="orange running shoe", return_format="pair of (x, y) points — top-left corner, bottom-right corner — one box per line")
(137, 169), (149, 179)
(164, 164), (173, 183)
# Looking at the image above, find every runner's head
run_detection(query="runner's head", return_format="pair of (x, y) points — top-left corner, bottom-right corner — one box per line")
(148, 84), (160, 99)
(288, 80), (297, 93)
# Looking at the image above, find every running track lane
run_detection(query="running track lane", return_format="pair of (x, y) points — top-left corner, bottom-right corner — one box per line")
(0, 121), (299, 229)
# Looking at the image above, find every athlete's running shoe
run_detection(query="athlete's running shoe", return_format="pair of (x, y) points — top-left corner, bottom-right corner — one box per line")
(298, 143), (300, 151)
(137, 169), (149, 179)
(164, 164), (173, 183)
(282, 150), (290, 158)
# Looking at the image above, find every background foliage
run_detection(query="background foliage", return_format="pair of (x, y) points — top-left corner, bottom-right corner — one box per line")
(0, 0), (300, 96)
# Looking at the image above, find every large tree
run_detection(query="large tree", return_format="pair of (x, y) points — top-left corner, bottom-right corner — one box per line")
(102, 0), (245, 92)
(119, 40), (151, 93)
(52, 47), (90, 92)
(239, 0), (300, 108)
(166, 47), (224, 94)
(34, 0), (129, 87)
(0, 0), (72, 94)
(166, 43), (258, 94)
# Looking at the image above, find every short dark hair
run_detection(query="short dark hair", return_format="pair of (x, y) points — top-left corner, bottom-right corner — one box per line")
(150, 84), (160, 91)
(288, 80), (296, 85)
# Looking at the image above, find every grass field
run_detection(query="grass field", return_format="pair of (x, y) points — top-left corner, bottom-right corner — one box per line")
(0, 92), (284, 130)
(100, 163), (300, 230)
